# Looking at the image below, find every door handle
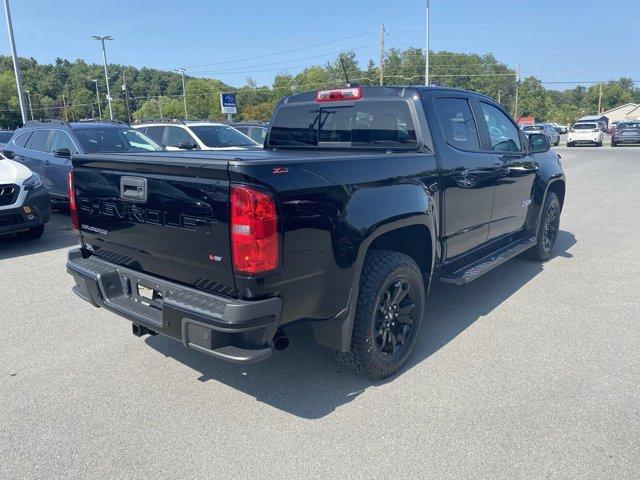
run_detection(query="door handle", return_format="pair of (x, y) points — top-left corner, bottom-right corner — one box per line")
(120, 176), (148, 202)
(44, 160), (51, 166)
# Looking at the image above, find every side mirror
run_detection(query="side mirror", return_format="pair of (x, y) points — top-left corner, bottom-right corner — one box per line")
(177, 141), (197, 150)
(53, 148), (71, 158)
(529, 133), (550, 153)
(2, 149), (15, 159)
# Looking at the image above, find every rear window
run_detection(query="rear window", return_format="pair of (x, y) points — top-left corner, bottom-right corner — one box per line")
(26, 129), (51, 151)
(573, 123), (596, 130)
(618, 122), (640, 130)
(523, 125), (544, 131)
(269, 100), (417, 149)
(13, 131), (32, 147)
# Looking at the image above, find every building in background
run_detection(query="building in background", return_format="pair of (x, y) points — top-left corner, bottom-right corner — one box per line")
(600, 103), (640, 122)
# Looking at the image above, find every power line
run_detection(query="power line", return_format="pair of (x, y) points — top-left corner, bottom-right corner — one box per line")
(176, 31), (373, 70)
(191, 44), (373, 75)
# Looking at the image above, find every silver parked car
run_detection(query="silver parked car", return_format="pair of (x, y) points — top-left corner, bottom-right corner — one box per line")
(522, 123), (560, 146)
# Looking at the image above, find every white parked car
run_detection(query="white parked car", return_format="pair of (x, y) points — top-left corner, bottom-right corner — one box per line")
(567, 122), (604, 147)
(133, 120), (261, 151)
(0, 156), (51, 239)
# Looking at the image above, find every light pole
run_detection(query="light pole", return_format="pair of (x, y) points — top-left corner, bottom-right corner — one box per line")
(176, 68), (188, 119)
(424, 0), (430, 86)
(2, 0), (27, 124)
(24, 89), (33, 120)
(91, 35), (113, 119)
(92, 79), (102, 121)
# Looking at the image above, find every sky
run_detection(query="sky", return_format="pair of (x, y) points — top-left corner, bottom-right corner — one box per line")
(2, 0), (639, 91)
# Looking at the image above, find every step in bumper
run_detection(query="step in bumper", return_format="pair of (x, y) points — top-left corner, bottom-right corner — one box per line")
(66, 249), (280, 364)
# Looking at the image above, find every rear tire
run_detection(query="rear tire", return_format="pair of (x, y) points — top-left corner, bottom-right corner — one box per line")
(17, 225), (44, 240)
(596, 141), (603, 147)
(335, 250), (425, 379)
(554, 139), (560, 146)
(611, 141), (618, 147)
(567, 142), (574, 147)
(525, 192), (560, 262)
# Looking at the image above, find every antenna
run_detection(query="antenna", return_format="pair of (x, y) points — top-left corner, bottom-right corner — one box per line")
(339, 56), (350, 86)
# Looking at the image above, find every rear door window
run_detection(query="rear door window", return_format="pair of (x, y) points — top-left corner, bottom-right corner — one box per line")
(165, 126), (196, 147)
(434, 97), (480, 151)
(26, 129), (51, 152)
(142, 126), (165, 144)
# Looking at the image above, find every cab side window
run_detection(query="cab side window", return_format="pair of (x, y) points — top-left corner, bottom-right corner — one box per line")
(26, 129), (51, 152)
(480, 102), (522, 152)
(434, 98), (480, 151)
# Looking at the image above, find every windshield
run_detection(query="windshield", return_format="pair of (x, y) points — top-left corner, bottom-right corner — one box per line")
(0, 131), (13, 143)
(190, 125), (257, 148)
(573, 123), (596, 130)
(73, 127), (163, 153)
(618, 122), (640, 131)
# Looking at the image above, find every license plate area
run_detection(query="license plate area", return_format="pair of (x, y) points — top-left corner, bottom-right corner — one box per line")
(133, 281), (163, 308)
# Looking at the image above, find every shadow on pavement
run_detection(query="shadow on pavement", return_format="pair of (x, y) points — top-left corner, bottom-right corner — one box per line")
(146, 230), (577, 419)
(0, 211), (78, 260)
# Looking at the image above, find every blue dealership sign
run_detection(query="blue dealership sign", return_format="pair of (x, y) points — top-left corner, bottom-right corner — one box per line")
(220, 93), (237, 114)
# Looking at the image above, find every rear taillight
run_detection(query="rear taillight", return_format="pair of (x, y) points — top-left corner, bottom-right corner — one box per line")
(230, 185), (278, 275)
(67, 171), (79, 230)
(316, 87), (362, 102)
(593, 129), (600, 132)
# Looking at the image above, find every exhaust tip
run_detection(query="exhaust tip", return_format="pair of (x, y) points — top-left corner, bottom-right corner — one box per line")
(273, 330), (289, 351)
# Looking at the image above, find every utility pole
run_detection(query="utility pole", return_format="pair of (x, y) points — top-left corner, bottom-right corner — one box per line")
(91, 35), (114, 119)
(176, 68), (188, 118)
(3, 0), (27, 125)
(25, 90), (33, 120)
(597, 82), (603, 114)
(425, 0), (430, 86)
(122, 71), (132, 124)
(62, 94), (68, 122)
(513, 64), (520, 120)
(379, 24), (384, 86)
(497, 89), (502, 104)
(92, 79), (102, 121)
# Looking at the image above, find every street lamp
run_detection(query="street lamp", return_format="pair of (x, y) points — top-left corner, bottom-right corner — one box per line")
(2, 0), (27, 124)
(24, 89), (33, 120)
(91, 35), (113, 119)
(175, 68), (188, 119)
(92, 79), (102, 121)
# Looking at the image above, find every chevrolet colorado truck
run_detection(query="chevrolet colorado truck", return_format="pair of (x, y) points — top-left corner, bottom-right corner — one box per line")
(66, 86), (565, 379)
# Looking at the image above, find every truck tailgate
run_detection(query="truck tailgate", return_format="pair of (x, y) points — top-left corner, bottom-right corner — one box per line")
(72, 154), (237, 297)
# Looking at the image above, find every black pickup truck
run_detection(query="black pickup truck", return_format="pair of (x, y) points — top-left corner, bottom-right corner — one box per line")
(66, 86), (565, 379)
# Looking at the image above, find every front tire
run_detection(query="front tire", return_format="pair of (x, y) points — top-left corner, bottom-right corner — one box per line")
(17, 225), (44, 240)
(335, 250), (425, 379)
(525, 192), (560, 262)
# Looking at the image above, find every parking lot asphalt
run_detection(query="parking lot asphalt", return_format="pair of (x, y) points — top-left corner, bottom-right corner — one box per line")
(1, 146), (639, 479)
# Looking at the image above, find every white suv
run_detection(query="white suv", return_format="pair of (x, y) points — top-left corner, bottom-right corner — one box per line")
(133, 120), (260, 151)
(0, 156), (51, 239)
(567, 122), (604, 147)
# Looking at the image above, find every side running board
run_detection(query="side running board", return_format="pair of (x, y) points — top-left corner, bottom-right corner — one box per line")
(440, 237), (537, 285)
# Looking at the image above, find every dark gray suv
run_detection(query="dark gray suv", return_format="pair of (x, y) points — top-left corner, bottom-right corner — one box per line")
(2, 120), (162, 201)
